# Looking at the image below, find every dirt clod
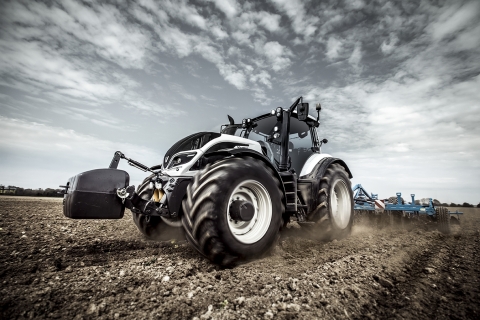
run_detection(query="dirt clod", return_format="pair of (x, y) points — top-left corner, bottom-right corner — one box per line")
(424, 267), (436, 274)
(373, 274), (394, 289)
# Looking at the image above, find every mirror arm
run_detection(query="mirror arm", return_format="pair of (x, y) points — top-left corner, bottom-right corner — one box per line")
(288, 96), (302, 113)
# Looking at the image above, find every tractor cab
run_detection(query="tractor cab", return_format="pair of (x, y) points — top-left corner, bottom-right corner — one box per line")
(221, 98), (322, 174)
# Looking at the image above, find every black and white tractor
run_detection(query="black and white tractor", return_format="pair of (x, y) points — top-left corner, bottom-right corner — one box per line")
(62, 97), (354, 266)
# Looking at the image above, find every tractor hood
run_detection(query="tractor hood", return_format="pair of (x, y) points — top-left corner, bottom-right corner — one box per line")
(162, 133), (263, 176)
(163, 132), (221, 168)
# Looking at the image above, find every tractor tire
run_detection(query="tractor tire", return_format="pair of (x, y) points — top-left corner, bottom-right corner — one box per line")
(182, 156), (284, 267)
(308, 163), (354, 240)
(436, 206), (451, 234)
(132, 174), (183, 241)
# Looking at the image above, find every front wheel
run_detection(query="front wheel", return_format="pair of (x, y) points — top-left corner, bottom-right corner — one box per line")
(182, 156), (284, 267)
(131, 174), (183, 241)
(308, 163), (354, 240)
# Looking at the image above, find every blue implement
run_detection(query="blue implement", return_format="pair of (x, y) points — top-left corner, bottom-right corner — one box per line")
(385, 192), (463, 217)
(353, 184), (377, 211)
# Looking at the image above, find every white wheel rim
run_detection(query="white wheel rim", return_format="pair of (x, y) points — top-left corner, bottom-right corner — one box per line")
(330, 179), (351, 229)
(227, 180), (272, 244)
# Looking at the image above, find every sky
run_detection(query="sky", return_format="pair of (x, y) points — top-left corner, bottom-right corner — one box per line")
(0, 0), (479, 204)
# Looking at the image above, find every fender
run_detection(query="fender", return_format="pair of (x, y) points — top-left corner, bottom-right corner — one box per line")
(298, 156), (353, 213)
(202, 148), (288, 210)
(299, 156), (353, 180)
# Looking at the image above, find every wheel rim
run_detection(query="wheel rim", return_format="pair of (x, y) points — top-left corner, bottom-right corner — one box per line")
(330, 179), (351, 229)
(227, 180), (272, 244)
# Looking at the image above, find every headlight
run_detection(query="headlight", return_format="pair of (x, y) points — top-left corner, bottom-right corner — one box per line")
(276, 107), (283, 117)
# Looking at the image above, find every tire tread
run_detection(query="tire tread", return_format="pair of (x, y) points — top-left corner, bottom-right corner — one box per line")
(182, 156), (284, 266)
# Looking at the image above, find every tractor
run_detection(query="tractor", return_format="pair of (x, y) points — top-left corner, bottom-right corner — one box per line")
(62, 97), (354, 266)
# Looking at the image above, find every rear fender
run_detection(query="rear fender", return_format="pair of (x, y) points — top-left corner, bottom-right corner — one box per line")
(300, 156), (353, 180)
(298, 156), (353, 213)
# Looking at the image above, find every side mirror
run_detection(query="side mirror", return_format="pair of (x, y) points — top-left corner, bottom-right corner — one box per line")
(316, 103), (322, 122)
(298, 103), (309, 121)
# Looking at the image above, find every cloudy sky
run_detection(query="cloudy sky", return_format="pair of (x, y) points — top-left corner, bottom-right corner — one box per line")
(0, 0), (479, 204)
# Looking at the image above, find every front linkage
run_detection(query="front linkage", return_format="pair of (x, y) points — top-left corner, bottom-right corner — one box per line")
(110, 152), (191, 221)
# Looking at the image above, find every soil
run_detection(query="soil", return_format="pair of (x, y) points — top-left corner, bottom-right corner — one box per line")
(1, 196), (479, 319)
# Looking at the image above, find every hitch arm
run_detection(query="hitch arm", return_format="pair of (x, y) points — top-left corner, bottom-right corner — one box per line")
(109, 151), (155, 173)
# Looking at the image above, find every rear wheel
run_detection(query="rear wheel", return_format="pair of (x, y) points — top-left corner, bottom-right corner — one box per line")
(436, 207), (451, 234)
(308, 163), (354, 240)
(131, 174), (183, 241)
(182, 157), (284, 267)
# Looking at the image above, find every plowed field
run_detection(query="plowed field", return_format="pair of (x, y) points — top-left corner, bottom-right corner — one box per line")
(1, 196), (479, 319)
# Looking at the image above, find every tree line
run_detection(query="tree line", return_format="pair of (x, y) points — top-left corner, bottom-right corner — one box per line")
(413, 199), (480, 208)
(0, 185), (63, 198)
(442, 202), (480, 208)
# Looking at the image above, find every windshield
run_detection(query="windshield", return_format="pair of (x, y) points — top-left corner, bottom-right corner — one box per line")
(244, 115), (314, 173)
(221, 125), (244, 137)
(163, 132), (220, 168)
